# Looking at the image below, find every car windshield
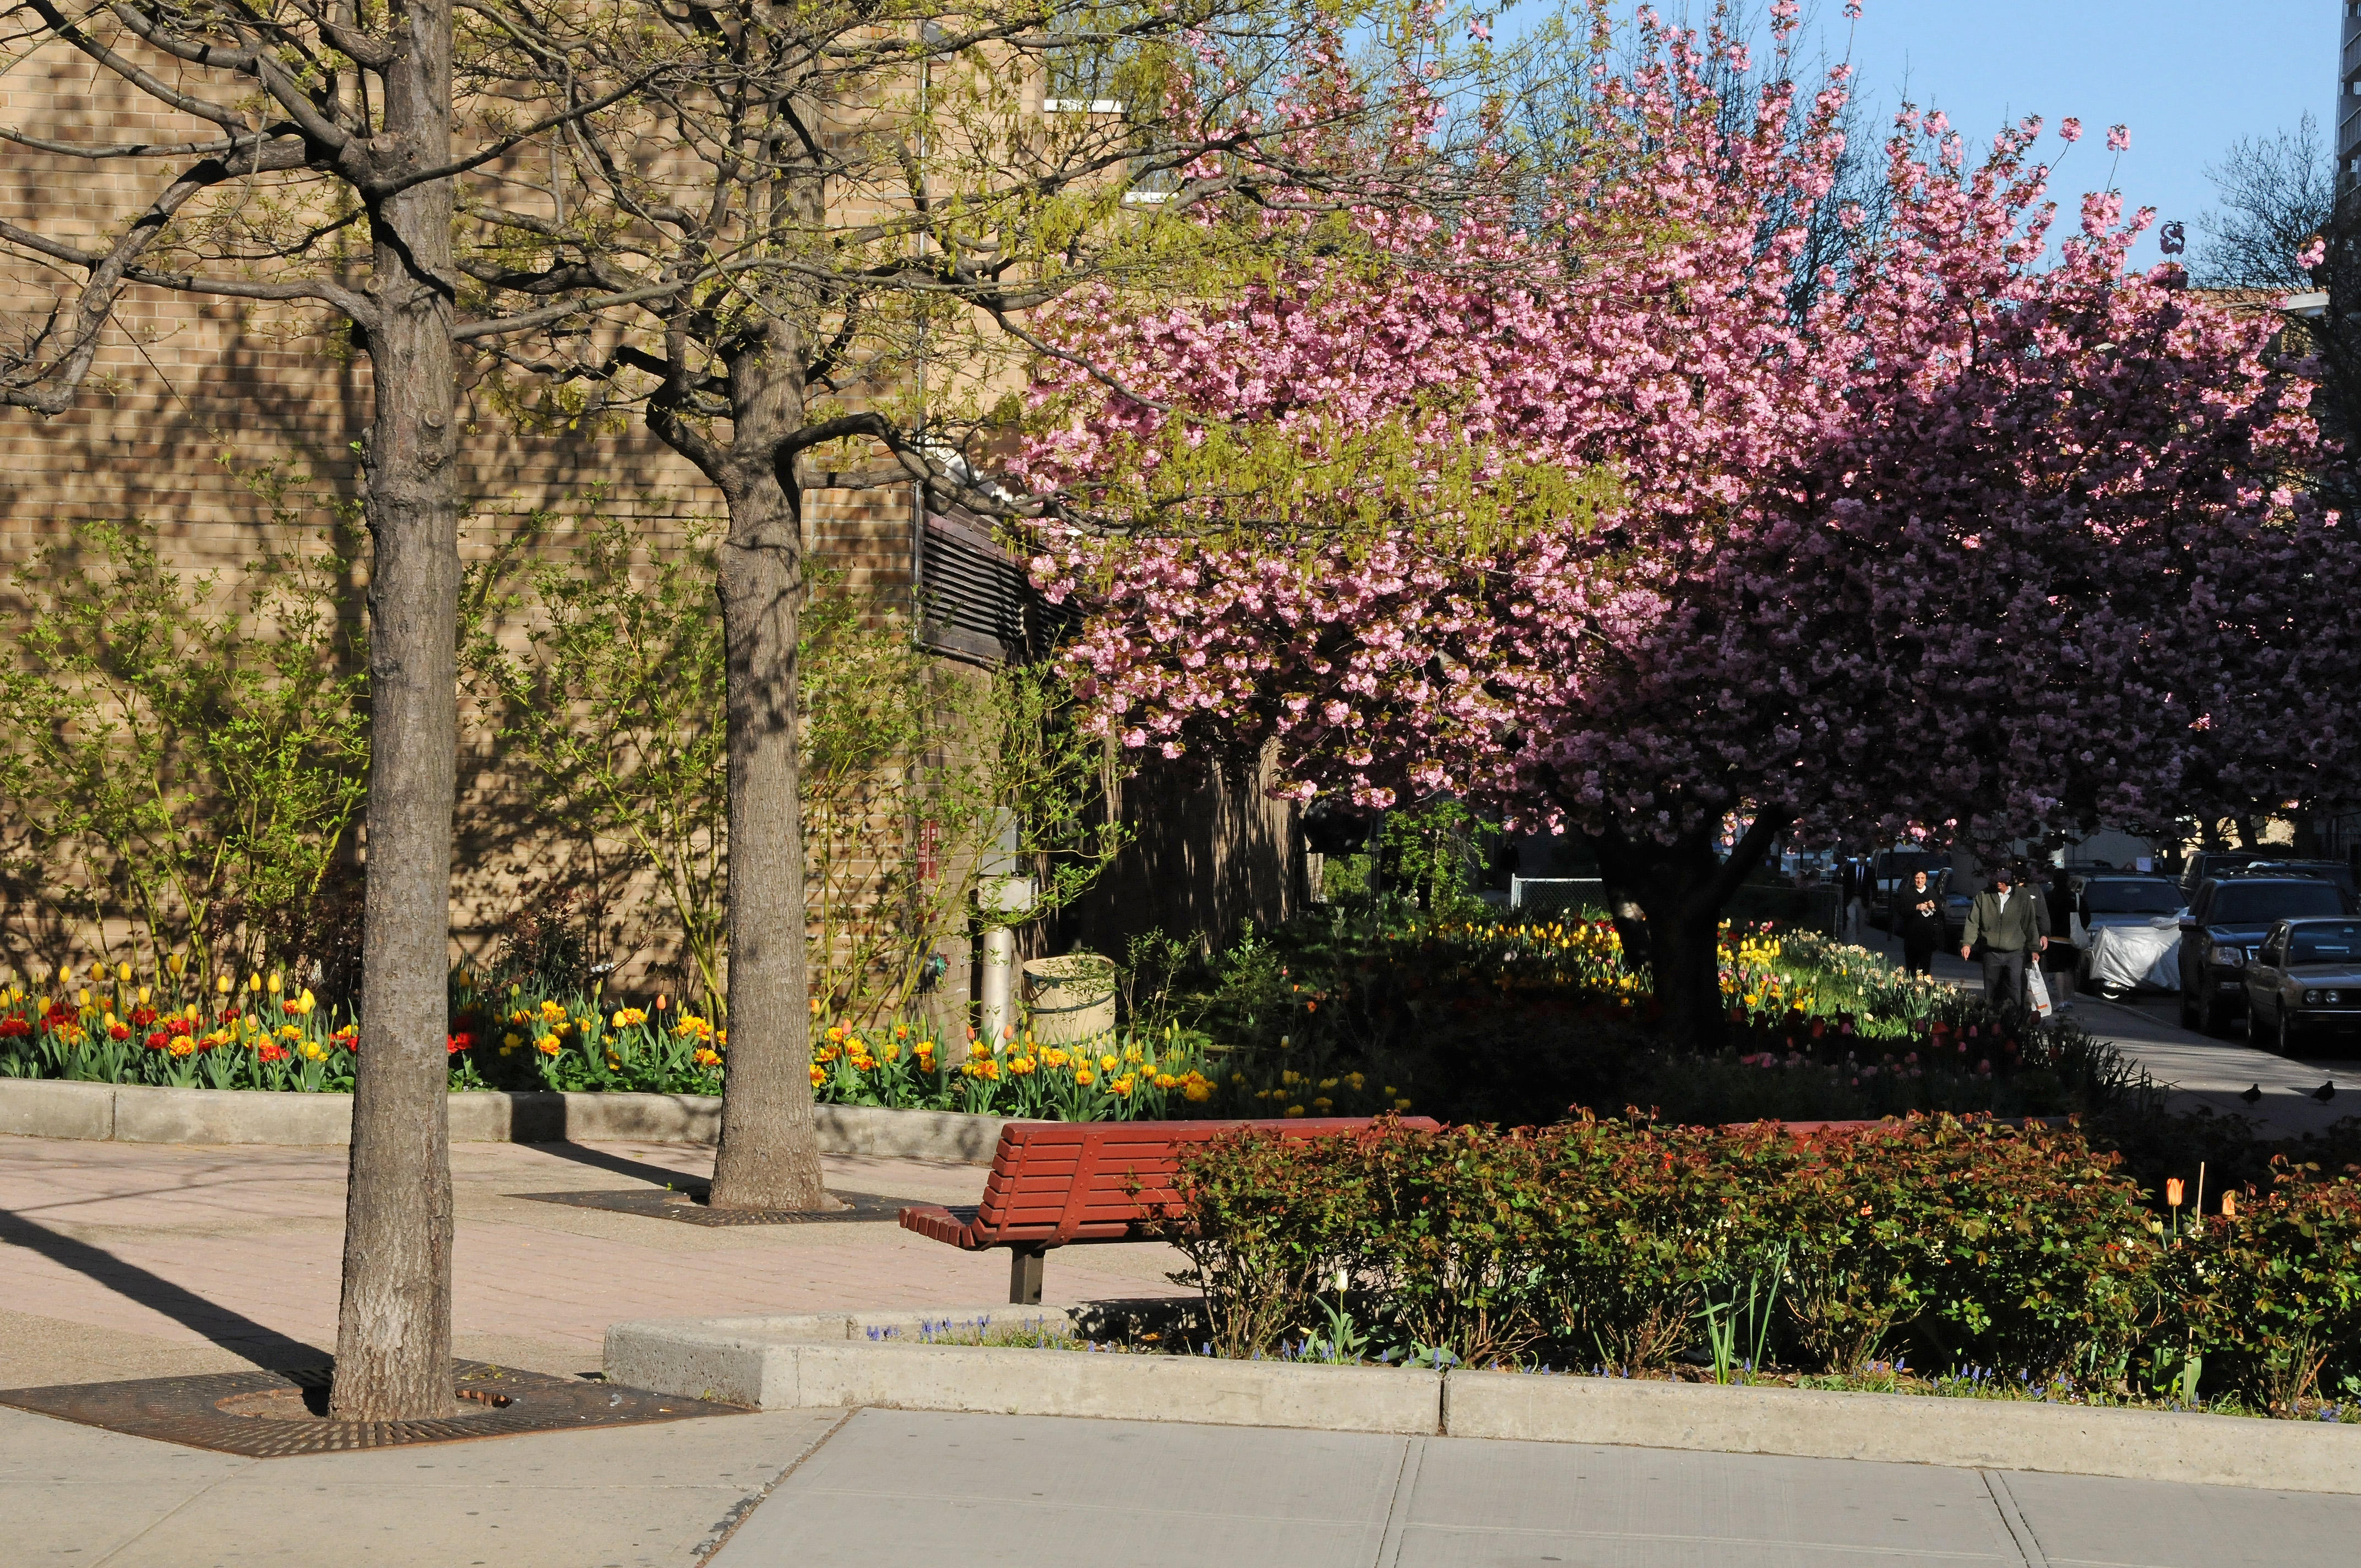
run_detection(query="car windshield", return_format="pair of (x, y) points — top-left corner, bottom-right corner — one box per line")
(2289, 924), (2361, 964)
(2083, 881), (2182, 914)
(2211, 884), (2347, 924)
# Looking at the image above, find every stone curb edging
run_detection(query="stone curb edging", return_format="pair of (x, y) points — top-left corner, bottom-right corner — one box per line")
(603, 1304), (2361, 1495)
(0, 1079), (1009, 1163)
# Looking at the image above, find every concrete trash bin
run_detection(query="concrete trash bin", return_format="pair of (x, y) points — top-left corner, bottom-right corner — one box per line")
(1021, 954), (1118, 1045)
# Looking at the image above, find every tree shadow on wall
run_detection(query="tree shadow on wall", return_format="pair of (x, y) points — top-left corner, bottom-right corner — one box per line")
(1047, 743), (1307, 963)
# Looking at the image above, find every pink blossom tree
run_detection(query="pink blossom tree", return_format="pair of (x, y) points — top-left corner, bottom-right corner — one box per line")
(1019, 7), (2358, 1047)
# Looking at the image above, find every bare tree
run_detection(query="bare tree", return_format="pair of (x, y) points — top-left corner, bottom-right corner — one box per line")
(0, 0), (643, 1420)
(448, 0), (1508, 1211)
(3, 12), (1517, 1385)
(2193, 113), (2335, 292)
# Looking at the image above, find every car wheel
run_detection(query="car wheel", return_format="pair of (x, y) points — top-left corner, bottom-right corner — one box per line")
(2272, 1010), (2292, 1057)
(2180, 990), (2200, 1030)
(2197, 988), (2224, 1036)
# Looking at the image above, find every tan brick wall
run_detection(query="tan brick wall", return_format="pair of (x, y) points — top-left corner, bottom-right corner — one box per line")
(2, 31), (1296, 998)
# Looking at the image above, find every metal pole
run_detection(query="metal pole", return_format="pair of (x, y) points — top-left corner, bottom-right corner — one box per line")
(978, 924), (1016, 1052)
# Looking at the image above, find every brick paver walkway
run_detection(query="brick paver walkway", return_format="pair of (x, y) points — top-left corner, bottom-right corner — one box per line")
(0, 1136), (1187, 1389)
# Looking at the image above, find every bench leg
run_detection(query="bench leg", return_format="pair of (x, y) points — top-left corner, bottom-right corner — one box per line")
(1009, 1244), (1046, 1306)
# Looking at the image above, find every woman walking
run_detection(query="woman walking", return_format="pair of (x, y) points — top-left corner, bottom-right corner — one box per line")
(1897, 869), (1946, 977)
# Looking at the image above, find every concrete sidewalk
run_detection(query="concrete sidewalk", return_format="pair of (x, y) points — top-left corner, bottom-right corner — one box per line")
(714, 1407), (2361, 1568)
(0, 1400), (845, 1566)
(11, 1398), (2357, 1567)
(0, 1136), (1185, 1389)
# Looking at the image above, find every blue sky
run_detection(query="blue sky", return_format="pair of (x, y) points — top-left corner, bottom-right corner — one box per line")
(1829, 1), (2326, 268)
(1542, 2), (2330, 270)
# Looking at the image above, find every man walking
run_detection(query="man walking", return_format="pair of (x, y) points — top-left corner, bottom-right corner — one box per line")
(1961, 865), (2047, 1011)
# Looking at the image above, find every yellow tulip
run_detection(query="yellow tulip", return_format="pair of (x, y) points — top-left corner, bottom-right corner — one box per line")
(116, 962), (131, 983)
(167, 953), (186, 977)
(267, 972), (282, 995)
(216, 974), (232, 995)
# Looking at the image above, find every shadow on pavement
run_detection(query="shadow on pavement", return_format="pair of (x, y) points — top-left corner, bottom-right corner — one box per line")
(519, 1141), (713, 1195)
(0, 1210), (328, 1378)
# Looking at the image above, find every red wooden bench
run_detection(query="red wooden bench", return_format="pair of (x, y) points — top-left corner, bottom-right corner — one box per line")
(899, 1117), (1441, 1303)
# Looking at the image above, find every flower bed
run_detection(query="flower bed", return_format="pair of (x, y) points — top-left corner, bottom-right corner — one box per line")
(0, 961), (1217, 1123)
(1141, 1115), (2361, 1418)
(0, 962), (362, 1092)
(1154, 913), (2134, 1126)
(1, 917), (2121, 1130)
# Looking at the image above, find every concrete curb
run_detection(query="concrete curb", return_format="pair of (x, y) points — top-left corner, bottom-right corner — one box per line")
(603, 1308), (2361, 1494)
(0, 1079), (1009, 1162)
(1443, 1369), (2361, 1494)
(605, 1308), (1434, 1436)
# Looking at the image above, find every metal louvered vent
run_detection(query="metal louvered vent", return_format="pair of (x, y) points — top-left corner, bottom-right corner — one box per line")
(917, 507), (1080, 666)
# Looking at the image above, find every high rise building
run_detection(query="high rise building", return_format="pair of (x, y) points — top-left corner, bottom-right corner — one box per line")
(2344, 2), (2361, 186)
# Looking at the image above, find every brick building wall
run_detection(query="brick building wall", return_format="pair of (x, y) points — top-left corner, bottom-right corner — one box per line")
(1, 31), (1301, 1005)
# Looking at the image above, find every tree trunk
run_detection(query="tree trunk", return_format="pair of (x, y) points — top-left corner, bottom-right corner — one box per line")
(1591, 813), (1789, 1054)
(706, 336), (830, 1213)
(330, 0), (461, 1423)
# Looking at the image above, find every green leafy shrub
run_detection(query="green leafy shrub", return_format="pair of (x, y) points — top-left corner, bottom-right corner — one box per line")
(1150, 1127), (1378, 1359)
(1353, 1125), (1559, 1365)
(0, 515), (368, 989)
(1526, 1118), (1799, 1371)
(1770, 1119), (2152, 1379)
(1169, 1114), (2164, 1385)
(2157, 1166), (2361, 1412)
(461, 512), (1125, 1017)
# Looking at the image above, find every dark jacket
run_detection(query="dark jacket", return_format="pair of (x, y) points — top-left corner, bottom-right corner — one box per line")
(1896, 881), (1946, 947)
(1963, 887), (2047, 952)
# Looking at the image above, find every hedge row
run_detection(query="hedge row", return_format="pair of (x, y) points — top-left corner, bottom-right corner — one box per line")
(1155, 1116), (2361, 1412)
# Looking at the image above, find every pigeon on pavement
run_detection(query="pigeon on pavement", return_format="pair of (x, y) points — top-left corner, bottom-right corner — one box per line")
(2314, 1081), (2337, 1104)
(2240, 1083), (2264, 1106)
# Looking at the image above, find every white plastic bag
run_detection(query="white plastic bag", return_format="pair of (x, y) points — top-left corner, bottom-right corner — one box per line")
(2027, 965), (2054, 1019)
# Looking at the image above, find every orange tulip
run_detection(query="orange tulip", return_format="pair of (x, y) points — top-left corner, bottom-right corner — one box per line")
(2221, 1191), (2237, 1220)
(2165, 1178), (2184, 1208)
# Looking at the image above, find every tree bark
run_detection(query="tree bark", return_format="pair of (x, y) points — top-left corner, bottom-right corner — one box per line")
(330, 0), (461, 1422)
(705, 330), (830, 1213)
(1590, 812), (1789, 1054)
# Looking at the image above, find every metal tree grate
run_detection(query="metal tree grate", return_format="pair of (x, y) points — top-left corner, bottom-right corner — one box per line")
(0, 1360), (743, 1457)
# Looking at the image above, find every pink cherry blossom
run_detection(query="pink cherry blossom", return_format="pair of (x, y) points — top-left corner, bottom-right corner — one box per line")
(1015, 8), (2352, 1046)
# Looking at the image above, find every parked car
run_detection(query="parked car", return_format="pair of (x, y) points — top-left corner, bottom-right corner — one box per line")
(2069, 876), (2187, 997)
(1941, 874), (1973, 945)
(2241, 918), (2361, 1054)
(2178, 877), (2355, 1035)
(2234, 859), (2359, 900)
(2177, 850), (2267, 902)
